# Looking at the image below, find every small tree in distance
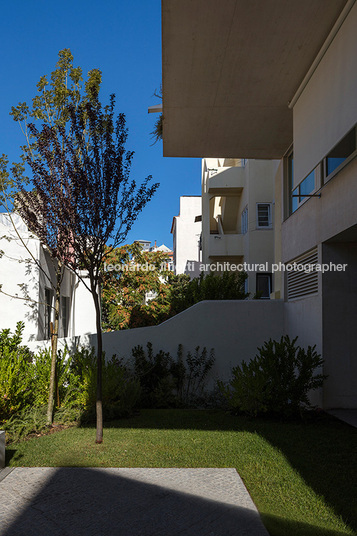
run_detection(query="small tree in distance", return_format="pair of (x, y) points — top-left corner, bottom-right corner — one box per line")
(17, 92), (159, 443)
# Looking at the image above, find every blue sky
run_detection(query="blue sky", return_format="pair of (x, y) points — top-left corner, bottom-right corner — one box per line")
(0, 0), (201, 248)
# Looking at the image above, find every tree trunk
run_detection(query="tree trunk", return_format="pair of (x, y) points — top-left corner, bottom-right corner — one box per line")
(93, 287), (103, 443)
(46, 264), (62, 425)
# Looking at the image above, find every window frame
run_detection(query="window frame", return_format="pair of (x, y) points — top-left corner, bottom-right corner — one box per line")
(256, 273), (272, 299)
(241, 205), (248, 234)
(256, 203), (272, 229)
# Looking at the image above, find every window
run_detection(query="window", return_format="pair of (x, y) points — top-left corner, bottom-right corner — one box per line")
(256, 203), (272, 228)
(256, 273), (272, 299)
(241, 206), (248, 234)
(324, 127), (356, 180)
(44, 288), (53, 340)
(60, 296), (70, 338)
(291, 168), (318, 211)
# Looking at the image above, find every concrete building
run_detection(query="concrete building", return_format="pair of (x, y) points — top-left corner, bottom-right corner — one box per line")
(0, 213), (96, 342)
(161, 0), (357, 409)
(171, 196), (201, 277)
(202, 158), (278, 297)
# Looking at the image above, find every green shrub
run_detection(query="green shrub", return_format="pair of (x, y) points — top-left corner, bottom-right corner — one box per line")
(0, 322), (34, 422)
(69, 347), (141, 421)
(132, 343), (174, 408)
(132, 343), (215, 408)
(171, 271), (248, 314)
(4, 406), (48, 443)
(220, 336), (326, 418)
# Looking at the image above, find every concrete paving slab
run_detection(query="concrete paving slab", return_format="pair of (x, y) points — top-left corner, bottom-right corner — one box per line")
(0, 467), (269, 536)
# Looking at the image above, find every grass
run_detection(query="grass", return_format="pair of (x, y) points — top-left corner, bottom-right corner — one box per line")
(5, 409), (357, 536)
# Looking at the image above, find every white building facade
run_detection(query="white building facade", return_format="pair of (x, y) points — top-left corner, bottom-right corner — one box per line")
(161, 0), (357, 409)
(171, 196), (202, 277)
(202, 158), (278, 297)
(0, 213), (96, 342)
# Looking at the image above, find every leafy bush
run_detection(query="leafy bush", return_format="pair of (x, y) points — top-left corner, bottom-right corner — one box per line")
(132, 343), (215, 408)
(4, 406), (48, 443)
(171, 271), (248, 314)
(0, 322), (34, 422)
(69, 347), (141, 421)
(132, 343), (174, 408)
(220, 336), (326, 418)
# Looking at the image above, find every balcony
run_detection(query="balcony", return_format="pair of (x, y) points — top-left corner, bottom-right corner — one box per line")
(209, 233), (244, 257)
(208, 166), (245, 194)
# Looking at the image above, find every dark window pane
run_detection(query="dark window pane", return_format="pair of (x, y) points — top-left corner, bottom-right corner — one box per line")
(256, 274), (271, 298)
(326, 128), (356, 176)
(300, 171), (315, 199)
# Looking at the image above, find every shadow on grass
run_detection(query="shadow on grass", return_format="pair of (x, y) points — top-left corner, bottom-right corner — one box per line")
(102, 409), (357, 534)
(4, 449), (18, 466)
(0, 466), (352, 536)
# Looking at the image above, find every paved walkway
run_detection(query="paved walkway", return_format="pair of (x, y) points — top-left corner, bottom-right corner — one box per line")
(0, 467), (269, 536)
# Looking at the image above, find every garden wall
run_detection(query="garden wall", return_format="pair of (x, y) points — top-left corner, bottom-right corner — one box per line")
(27, 300), (285, 383)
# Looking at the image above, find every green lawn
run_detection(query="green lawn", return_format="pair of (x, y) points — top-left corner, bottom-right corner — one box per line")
(5, 409), (357, 536)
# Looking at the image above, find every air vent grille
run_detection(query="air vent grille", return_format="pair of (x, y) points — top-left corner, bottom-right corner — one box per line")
(287, 248), (318, 300)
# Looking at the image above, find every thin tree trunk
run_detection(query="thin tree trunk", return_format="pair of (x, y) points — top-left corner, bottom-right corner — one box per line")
(46, 264), (62, 425)
(93, 287), (103, 443)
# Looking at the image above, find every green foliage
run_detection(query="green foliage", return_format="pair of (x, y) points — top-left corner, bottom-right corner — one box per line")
(69, 347), (141, 422)
(132, 343), (174, 408)
(0, 322), (34, 422)
(102, 243), (174, 330)
(172, 271), (248, 313)
(4, 406), (48, 444)
(0, 323), (140, 437)
(184, 346), (216, 405)
(102, 246), (248, 331)
(220, 336), (326, 418)
(31, 347), (72, 408)
(132, 343), (215, 408)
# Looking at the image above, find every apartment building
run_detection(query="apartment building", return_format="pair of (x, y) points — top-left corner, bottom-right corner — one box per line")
(0, 213), (96, 342)
(161, 0), (357, 409)
(171, 196), (201, 277)
(202, 157), (278, 297)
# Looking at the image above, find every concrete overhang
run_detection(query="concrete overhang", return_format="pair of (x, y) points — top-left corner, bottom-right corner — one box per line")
(162, 0), (350, 159)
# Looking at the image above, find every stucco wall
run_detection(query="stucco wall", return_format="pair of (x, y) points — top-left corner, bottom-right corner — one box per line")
(173, 196), (202, 276)
(322, 242), (357, 408)
(293, 2), (357, 185)
(281, 157), (357, 263)
(0, 214), (97, 342)
(28, 300), (285, 384)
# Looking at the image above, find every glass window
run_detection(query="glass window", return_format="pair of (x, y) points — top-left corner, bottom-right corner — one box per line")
(44, 288), (53, 340)
(257, 203), (272, 228)
(241, 206), (248, 234)
(325, 128), (356, 177)
(256, 273), (272, 299)
(61, 296), (70, 338)
(300, 170), (315, 199)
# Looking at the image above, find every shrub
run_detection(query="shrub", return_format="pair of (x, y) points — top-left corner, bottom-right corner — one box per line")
(132, 343), (215, 408)
(132, 343), (174, 408)
(69, 347), (141, 421)
(171, 271), (248, 314)
(4, 406), (48, 443)
(220, 336), (326, 418)
(0, 322), (34, 422)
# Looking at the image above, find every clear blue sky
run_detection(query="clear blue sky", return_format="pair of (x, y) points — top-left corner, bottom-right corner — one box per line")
(0, 0), (201, 249)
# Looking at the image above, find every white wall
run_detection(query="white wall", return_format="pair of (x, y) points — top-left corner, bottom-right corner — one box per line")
(293, 2), (357, 185)
(28, 300), (285, 384)
(0, 214), (96, 342)
(0, 214), (41, 341)
(173, 196), (202, 276)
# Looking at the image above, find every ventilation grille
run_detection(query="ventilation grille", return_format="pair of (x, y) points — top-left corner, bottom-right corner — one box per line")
(287, 248), (318, 300)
